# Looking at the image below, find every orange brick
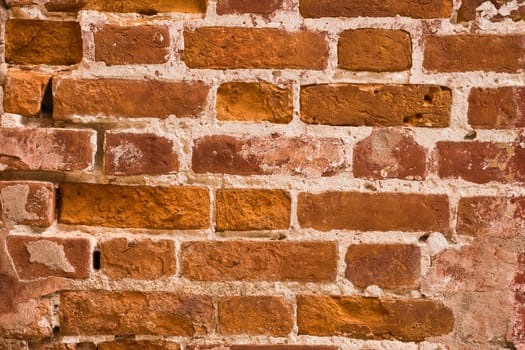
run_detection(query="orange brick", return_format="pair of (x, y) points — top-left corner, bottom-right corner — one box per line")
(183, 27), (328, 69)
(95, 25), (170, 65)
(3, 70), (52, 117)
(338, 29), (412, 72)
(53, 77), (209, 119)
(216, 189), (291, 231)
(217, 82), (293, 123)
(301, 84), (451, 127)
(60, 291), (213, 336)
(297, 295), (454, 341)
(218, 296), (293, 336)
(181, 241), (337, 282)
(99, 238), (176, 279)
(424, 35), (525, 73)
(298, 192), (449, 232)
(59, 183), (209, 229)
(6, 19), (82, 65)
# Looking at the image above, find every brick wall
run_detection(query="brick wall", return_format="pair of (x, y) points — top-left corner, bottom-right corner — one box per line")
(0, 0), (524, 349)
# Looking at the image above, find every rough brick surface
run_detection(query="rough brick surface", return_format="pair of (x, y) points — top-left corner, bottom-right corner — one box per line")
(345, 244), (421, 289)
(353, 128), (427, 180)
(183, 27), (328, 69)
(457, 196), (525, 237)
(0, 181), (55, 226)
(218, 296), (293, 336)
(301, 84), (451, 127)
(104, 132), (179, 175)
(58, 183), (209, 229)
(3, 70), (52, 117)
(437, 141), (525, 184)
(338, 29), (412, 72)
(424, 35), (525, 73)
(215, 189), (291, 231)
(7, 236), (91, 279)
(181, 241), (337, 282)
(217, 82), (293, 123)
(299, 0), (453, 18)
(60, 291), (214, 335)
(99, 238), (176, 279)
(3, 0), (525, 348)
(45, 0), (207, 13)
(94, 25), (170, 65)
(0, 128), (95, 172)
(297, 295), (454, 341)
(216, 0), (283, 15)
(5, 20), (82, 65)
(54, 78), (209, 119)
(468, 87), (525, 129)
(192, 135), (346, 176)
(298, 192), (449, 232)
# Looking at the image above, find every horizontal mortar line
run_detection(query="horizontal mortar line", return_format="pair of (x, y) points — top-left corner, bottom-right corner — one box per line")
(55, 65), (525, 86)
(64, 278), (429, 297)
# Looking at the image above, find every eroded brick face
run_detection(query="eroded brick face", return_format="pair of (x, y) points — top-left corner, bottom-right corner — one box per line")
(2, 0), (523, 349)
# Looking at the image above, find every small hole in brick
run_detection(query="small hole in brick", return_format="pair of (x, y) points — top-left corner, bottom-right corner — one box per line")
(416, 113), (423, 119)
(93, 251), (101, 270)
(424, 94), (432, 103)
(40, 80), (53, 117)
(419, 233), (430, 242)
(52, 326), (60, 336)
(403, 117), (410, 123)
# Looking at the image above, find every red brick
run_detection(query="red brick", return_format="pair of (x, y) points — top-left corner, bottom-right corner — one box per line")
(60, 291), (214, 335)
(3, 70), (52, 117)
(97, 340), (179, 350)
(53, 77), (209, 119)
(353, 128), (427, 180)
(5, 19), (82, 65)
(423, 238), (517, 293)
(436, 141), (525, 184)
(299, 0), (453, 18)
(297, 295), (454, 341)
(95, 25), (170, 65)
(217, 82), (293, 123)
(298, 192), (449, 232)
(218, 296), (293, 336)
(7, 236), (90, 279)
(216, 189), (291, 231)
(104, 132), (179, 176)
(0, 128), (95, 172)
(192, 135), (346, 176)
(0, 181), (55, 226)
(0, 297), (53, 338)
(58, 183), (209, 229)
(468, 87), (525, 129)
(217, 0), (283, 15)
(0, 272), (68, 314)
(182, 27), (328, 70)
(45, 0), (207, 13)
(444, 291), (515, 346)
(181, 241), (337, 282)
(457, 197), (525, 237)
(338, 29), (412, 72)
(424, 35), (525, 73)
(345, 244), (421, 289)
(99, 238), (176, 279)
(300, 84), (451, 127)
